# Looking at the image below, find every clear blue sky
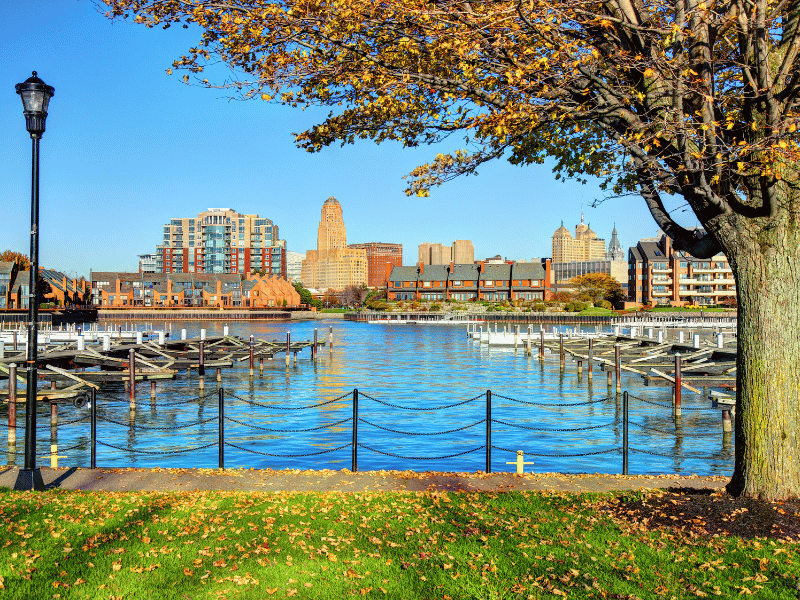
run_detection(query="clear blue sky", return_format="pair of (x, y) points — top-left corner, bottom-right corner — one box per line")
(0, 0), (695, 277)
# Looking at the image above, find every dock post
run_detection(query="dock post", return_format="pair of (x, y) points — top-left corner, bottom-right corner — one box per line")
(693, 333), (700, 349)
(539, 328), (544, 359)
(313, 329), (318, 361)
(0, 341), (3, 359)
(216, 367), (221, 383)
(485, 390), (492, 473)
(219, 387), (225, 470)
(103, 334), (111, 351)
(150, 380), (156, 398)
(514, 325), (519, 351)
(50, 401), (57, 427)
(198, 341), (205, 376)
(615, 344), (621, 393)
(588, 338), (594, 381)
(717, 333), (724, 348)
(249, 335), (254, 376)
(200, 328), (207, 341)
(622, 392), (629, 475)
(647, 327), (653, 339)
(559, 334), (565, 369)
(607, 370), (613, 388)
(674, 353), (682, 417)
(678, 330), (685, 343)
(223, 325), (229, 337)
(8, 363), (16, 448)
(329, 326), (333, 351)
(135, 332), (143, 345)
(181, 328), (187, 341)
(286, 332), (291, 366)
(158, 331), (165, 345)
(128, 349), (136, 407)
(577, 360), (583, 374)
(722, 408), (732, 433)
(259, 358), (264, 373)
(657, 330), (664, 343)
(351, 389), (358, 472)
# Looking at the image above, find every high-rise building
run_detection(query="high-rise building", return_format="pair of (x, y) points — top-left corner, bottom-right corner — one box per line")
(551, 214), (606, 263)
(348, 242), (403, 288)
(155, 208), (287, 278)
(286, 251), (306, 284)
(606, 224), (625, 261)
(138, 253), (159, 273)
(451, 240), (475, 264)
(302, 197), (367, 291)
(418, 243), (451, 265)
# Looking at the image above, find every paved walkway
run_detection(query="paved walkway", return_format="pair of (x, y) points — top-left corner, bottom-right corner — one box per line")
(0, 466), (729, 493)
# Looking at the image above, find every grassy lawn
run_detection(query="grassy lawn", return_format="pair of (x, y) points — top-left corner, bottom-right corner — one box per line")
(644, 306), (734, 313)
(577, 308), (615, 316)
(320, 308), (349, 313)
(1, 487), (798, 599)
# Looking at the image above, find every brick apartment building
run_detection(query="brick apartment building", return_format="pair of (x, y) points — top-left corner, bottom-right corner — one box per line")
(347, 242), (403, 288)
(387, 260), (551, 302)
(628, 233), (736, 306)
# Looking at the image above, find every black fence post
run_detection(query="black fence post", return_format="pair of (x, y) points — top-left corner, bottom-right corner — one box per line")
(622, 391), (629, 475)
(352, 389), (358, 473)
(90, 388), (97, 469)
(219, 387), (225, 470)
(486, 390), (492, 473)
(199, 341), (205, 377)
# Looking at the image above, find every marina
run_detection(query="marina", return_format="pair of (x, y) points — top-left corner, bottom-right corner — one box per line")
(0, 318), (736, 476)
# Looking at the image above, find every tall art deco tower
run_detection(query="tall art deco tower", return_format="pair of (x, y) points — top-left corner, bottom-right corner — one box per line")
(301, 197), (367, 291)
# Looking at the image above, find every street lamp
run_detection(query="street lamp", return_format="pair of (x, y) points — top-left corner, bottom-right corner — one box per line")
(15, 71), (54, 491)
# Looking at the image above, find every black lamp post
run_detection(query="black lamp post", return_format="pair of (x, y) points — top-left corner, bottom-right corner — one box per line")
(15, 71), (54, 491)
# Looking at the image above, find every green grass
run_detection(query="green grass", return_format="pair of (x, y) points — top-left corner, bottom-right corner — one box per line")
(320, 308), (348, 313)
(0, 488), (797, 599)
(577, 307), (615, 316)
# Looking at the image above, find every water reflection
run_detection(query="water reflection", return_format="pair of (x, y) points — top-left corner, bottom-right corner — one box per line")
(1, 320), (735, 476)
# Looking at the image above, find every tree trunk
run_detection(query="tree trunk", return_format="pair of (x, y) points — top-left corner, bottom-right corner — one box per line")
(717, 206), (800, 499)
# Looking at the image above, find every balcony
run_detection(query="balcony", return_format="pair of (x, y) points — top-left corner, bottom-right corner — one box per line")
(652, 291), (672, 297)
(652, 277), (672, 284)
(651, 267), (671, 274)
(692, 267), (732, 274)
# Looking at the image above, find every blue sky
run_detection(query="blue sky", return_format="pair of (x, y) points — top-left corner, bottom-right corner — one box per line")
(0, 0), (693, 277)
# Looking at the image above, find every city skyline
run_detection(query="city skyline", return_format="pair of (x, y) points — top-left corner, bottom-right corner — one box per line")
(0, 1), (698, 277)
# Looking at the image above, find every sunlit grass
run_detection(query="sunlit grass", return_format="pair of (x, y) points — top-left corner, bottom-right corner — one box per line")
(0, 489), (797, 599)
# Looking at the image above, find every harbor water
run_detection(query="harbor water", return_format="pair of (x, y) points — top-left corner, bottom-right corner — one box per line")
(5, 320), (734, 476)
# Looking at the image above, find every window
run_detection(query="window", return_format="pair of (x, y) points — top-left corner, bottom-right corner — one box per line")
(484, 280), (494, 286)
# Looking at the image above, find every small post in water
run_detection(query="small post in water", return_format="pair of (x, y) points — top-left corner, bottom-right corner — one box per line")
(485, 390), (492, 473)
(674, 353), (682, 417)
(128, 349), (136, 408)
(615, 344), (622, 393)
(588, 337), (594, 381)
(8, 363), (17, 448)
(218, 387), (225, 469)
(249, 335), (255, 376)
(286, 332), (291, 366)
(90, 388), (97, 469)
(559, 334), (565, 369)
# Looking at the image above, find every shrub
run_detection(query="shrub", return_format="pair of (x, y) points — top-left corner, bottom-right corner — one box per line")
(367, 300), (389, 311)
(430, 304), (441, 311)
(597, 300), (613, 310)
(532, 302), (546, 312)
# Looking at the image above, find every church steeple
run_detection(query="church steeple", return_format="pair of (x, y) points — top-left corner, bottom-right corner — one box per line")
(606, 223), (624, 261)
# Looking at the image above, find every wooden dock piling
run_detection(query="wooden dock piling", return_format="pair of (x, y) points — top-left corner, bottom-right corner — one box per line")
(8, 363), (16, 446)
(674, 353), (682, 416)
(129, 349), (136, 407)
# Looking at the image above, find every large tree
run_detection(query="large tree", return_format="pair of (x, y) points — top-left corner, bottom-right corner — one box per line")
(569, 273), (625, 305)
(104, 0), (800, 499)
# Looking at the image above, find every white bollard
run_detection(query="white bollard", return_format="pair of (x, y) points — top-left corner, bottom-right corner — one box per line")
(630, 326), (637, 339)
(693, 333), (701, 348)
(77, 335), (85, 351)
(223, 325), (229, 337)
(717, 333), (724, 348)
(102, 334), (111, 351)
(657, 330), (664, 343)
(136, 332), (143, 345)
(647, 327), (653, 339)
(200, 328), (207, 341)
(679, 331), (685, 343)
(158, 331), (166, 345)
(0, 341), (4, 359)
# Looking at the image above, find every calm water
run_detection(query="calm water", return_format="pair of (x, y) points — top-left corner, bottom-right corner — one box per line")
(7, 320), (734, 476)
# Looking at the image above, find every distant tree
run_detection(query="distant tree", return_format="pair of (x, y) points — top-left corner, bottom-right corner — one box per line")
(550, 291), (572, 303)
(569, 274), (624, 306)
(0, 250), (30, 270)
(293, 281), (314, 306)
(322, 290), (339, 308)
(340, 284), (366, 307)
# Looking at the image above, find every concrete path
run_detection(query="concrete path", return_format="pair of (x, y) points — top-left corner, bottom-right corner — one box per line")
(0, 466), (728, 493)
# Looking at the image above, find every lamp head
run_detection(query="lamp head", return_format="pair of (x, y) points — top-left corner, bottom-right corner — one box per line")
(15, 71), (55, 138)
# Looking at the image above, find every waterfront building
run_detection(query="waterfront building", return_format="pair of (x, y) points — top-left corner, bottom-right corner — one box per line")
(552, 259), (628, 296)
(138, 253), (159, 273)
(0, 262), (89, 309)
(155, 207), (287, 278)
(552, 214), (606, 263)
(301, 197), (367, 291)
(387, 260), (550, 302)
(419, 239), (475, 265)
(451, 240), (475, 264)
(348, 242), (403, 288)
(89, 271), (299, 308)
(286, 251), (305, 284)
(418, 242), (451, 265)
(628, 233), (735, 306)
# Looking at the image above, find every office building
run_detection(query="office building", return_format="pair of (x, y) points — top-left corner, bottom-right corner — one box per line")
(348, 242), (403, 288)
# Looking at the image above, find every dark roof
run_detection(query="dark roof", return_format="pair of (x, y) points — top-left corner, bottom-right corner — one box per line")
(511, 262), (546, 279)
(480, 263), (512, 281)
(418, 265), (448, 282)
(0, 262), (15, 275)
(628, 246), (643, 262)
(388, 266), (419, 283)
(449, 264), (479, 280)
(636, 241), (663, 260)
